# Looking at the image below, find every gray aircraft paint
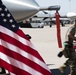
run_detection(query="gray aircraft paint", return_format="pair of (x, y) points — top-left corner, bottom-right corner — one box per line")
(2, 0), (40, 22)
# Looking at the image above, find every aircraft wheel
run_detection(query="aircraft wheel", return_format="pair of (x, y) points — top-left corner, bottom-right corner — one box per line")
(41, 26), (44, 28)
(50, 25), (52, 27)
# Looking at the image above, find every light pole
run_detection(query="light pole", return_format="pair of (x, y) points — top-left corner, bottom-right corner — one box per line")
(69, 0), (71, 12)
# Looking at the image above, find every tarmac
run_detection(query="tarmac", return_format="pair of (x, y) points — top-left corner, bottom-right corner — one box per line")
(21, 24), (73, 75)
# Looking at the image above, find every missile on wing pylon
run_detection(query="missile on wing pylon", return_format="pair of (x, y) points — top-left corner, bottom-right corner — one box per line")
(40, 5), (60, 11)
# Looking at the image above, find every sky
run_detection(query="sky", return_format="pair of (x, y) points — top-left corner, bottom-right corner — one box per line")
(35, 0), (76, 15)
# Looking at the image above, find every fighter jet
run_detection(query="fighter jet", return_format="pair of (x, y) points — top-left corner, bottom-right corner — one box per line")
(2, 0), (40, 22)
(2, 0), (60, 22)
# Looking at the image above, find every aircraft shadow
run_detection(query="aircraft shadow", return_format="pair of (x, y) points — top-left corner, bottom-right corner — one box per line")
(50, 67), (70, 75)
(47, 64), (70, 75)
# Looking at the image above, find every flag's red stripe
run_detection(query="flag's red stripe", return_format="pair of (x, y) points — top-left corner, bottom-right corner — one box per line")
(0, 46), (51, 75)
(0, 32), (44, 62)
(16, 29), (30, 40)
(0, 59), (31, 75)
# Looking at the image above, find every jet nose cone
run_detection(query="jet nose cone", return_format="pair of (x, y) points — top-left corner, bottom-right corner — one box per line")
(67, 12), (76, 18)
(2, 0), (40, 21)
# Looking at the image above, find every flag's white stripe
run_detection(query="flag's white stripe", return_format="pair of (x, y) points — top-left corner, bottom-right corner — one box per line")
(0, 26), (36, 50)
(0, 52), (43, 75)
(1, 39), (50, 72)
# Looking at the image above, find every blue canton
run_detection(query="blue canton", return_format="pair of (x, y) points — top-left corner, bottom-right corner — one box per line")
(0, 4), (19, 32)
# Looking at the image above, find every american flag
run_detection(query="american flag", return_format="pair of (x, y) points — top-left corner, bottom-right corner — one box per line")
(0, 2), (52, 75)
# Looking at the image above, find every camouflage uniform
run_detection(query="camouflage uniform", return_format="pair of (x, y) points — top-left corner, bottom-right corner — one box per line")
(59, 25), (76, 75)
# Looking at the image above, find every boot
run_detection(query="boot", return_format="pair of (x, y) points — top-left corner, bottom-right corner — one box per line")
(59, 65), (66, 75)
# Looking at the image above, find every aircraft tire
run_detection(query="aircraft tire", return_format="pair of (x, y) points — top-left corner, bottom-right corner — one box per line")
(49, 22), (52, 27)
